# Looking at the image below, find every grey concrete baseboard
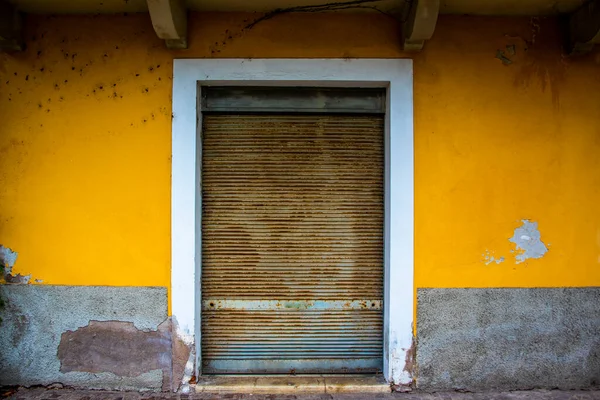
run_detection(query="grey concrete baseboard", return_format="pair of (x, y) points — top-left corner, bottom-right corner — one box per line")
(0, 285), (168, 390)
(416, 287), (600, 391)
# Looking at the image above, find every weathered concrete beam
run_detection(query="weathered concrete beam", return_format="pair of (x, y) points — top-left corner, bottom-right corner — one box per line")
(0, 0), (24, 52)
(147, 0), (188, 50)
(568, 0), (600, 55)
(402, 0), (440, 52)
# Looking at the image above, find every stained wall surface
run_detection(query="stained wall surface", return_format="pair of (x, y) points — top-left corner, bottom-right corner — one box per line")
(0, 12), (599, 391)
(1, 14), (600, 294)
(0, 285), (169, 390)
(416, 288), (600, 390)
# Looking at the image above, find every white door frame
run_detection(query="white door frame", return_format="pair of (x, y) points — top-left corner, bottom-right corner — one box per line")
(171, 58), (414, 384)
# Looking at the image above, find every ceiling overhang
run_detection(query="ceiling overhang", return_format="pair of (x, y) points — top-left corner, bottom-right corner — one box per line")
(1, 0), (599, 53)
(568, 0), (600, 54)
(147, 0), (188, 49)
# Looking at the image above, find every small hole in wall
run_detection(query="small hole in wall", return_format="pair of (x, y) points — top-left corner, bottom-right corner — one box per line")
(210, 302), (215, 307)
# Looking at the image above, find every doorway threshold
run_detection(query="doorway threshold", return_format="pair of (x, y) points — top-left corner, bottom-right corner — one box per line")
(193, 375), (390, 394)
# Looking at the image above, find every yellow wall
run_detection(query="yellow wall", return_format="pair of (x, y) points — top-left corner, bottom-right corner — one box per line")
(1, 13), (600, 310)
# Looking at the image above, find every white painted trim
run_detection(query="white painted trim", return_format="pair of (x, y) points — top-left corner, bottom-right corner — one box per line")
(171, 59), (414, 384)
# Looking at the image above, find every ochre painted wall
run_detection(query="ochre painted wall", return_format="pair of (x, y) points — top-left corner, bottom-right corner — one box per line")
(1, 13), (599, 312)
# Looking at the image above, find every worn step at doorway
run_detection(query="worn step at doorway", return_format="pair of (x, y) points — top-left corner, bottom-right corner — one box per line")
(194, 375), (390, 394)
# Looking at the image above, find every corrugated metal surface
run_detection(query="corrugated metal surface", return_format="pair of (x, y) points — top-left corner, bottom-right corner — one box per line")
(201, 114), (384, 374)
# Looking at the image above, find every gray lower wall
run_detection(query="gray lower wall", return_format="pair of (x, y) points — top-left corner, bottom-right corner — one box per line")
(416, 288), (600, 391)
(0, 285), (168, 390)
(4, 285), (599, 391)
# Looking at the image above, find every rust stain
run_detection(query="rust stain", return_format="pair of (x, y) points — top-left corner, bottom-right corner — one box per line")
(512, 17), (569, 108)
(402, 336), (416, 378)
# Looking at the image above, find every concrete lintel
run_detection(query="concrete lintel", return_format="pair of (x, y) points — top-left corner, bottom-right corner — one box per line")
(568, 0), (600, 55)
(0, 1), (24, 52)
(402, 0), (440, 52)
(147, 0), (188, 49)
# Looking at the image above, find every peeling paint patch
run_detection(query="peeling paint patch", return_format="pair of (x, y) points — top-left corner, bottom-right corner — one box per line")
(483, 250), (505, 265)
(402, 336), (416, 378)
(0, 245), (18, 269)
(509, 220), (548, 263)
(0, 245), (30, 283)
(4, 273), (31, 284)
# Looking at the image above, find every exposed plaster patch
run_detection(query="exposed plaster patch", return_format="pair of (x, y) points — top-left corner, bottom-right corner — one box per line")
(57, 318), (192, 392)
(57, 320), (170, 380)
(4, 273), (31, 284)
(0, 245), (18, 269)
(391, 338), (415, 392)
(483, 250), (505, 265)
(509, 220), (548, 263)
(0, 245), (30, 284)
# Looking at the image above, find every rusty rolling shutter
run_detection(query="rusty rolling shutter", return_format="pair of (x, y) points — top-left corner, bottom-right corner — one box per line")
(201, 89), (384, 374)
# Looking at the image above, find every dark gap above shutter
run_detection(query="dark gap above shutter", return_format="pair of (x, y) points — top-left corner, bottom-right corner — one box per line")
(200, 86), (386, 114)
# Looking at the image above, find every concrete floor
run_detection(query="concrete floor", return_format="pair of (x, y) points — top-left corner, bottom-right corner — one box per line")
(194, 375), (390, 394)
(3, 377), (600, 400)
(3, 388), (600, 400)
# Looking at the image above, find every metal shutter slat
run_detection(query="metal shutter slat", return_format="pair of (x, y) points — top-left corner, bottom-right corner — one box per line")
(201, 114), (384, 374)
